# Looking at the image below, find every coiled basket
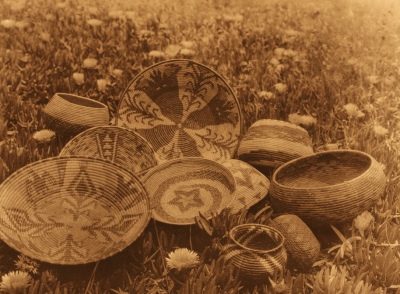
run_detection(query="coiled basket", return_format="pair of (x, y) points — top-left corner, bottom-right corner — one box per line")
(43, 93), (109, 137)
(222, 224), (287, 280)
(270, 150), (386, 225)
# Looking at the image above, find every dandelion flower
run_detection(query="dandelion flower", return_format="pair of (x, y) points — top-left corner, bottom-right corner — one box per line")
(149, 50), (165, 58)
(1, 19), (16, 28)
(96, 79), (108, 92)
(274, 64), (285, 74)
(166, 248), (200, 271)
(87, 18), (103, 27)
(301, 115), (317, 126)
(180, 40), (195, 49)
(0, 271), (31, 293)
(32, 129), (56, 144)
(274, 83), (287, 94)
(259, 91), (274, 100)
(363, 103), (374, 113)
(15, 20), (29, 29)
(180, 48), (195, 57)
(344, 103), (365, 118)
(354, 211), (374, 237)
(83, 58), (98, 69)
(269, 57), (280, 66)
(373, 124), (388, 137)
(72, 72), (85, 85)
(112, 68), (123, 78)
(165, 44), (182, 58)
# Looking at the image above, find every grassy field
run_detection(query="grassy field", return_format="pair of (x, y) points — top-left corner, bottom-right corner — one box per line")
(1, 0), (400, 292)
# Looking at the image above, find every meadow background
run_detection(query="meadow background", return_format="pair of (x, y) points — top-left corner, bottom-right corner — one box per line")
(0, 0), (400, 292)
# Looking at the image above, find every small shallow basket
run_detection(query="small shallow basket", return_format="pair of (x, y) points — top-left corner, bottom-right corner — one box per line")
(270, 214), (320, 271)
(221, 159), (270, 213)
(142, 157), (236, 225)
(59, 126), (158, 176)
(222, 224), (287, 280)
(270, 150), (386, 225)
(237, 119), (314, 175)
(43, 93), (109, 137)
(0, 156), (150, 265)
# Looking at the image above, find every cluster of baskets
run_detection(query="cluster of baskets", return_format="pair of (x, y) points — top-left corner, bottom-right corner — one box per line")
(0, 60), (387, 278)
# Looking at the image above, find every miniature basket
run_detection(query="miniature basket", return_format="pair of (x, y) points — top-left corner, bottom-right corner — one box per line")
(59, 126), (158, 176)
(221, 159), (270, 213)
(116, 59), (243, 164)
(270, 150), (386, 225)
(142, 157), (236, 225)
(222, 224), (287, 280)
(270, 214), (320, 271)
(0, 156), (150, 265)
(237, 119), (314, 175)
(43, 93), (109, 137)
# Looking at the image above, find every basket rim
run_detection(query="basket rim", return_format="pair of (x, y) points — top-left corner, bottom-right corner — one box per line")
(271, 150), (376, 190)
(249, 118), (310, 134)
(229, 223), (285, 253)
(52, 92), (109, 109)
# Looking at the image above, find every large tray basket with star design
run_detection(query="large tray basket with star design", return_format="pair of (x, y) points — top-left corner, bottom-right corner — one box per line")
(59, 126), (158, 176)
(0, 156), (151, 265)
(116, 59), (243, 163)
(142, 157), (236, 225)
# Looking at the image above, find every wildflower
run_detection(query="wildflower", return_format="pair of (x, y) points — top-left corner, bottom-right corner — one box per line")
(112, 68), (123, 78)
(165, 44), (182, 58)
(288, 113), (317, 126)
(180, 48), (195, 57)
(148, 50), (165, 58)
(363, 103), (374, 113)
(274, 83), (287, 94)
(15, 20), (29, 29)
(166, 248), (200, 271)
(367, 75), (379, 84)
(15, 255), (39, 275)
(32, 129), (56, 144)
(87, 18), (103, 27)
(343, 103), (365, 118)
(82, 58), (98, 69)
(269, 57), (280, 66)
(354, 211), (374, 237)
(96, 79), (108, 92)
(259, 91), (274, 100)
(72, 72), (85, 85)
(0, 271), (31, 293)
(283, 49), (297, 57)
(40, 32), (51, 42)
(1, 19), (16, 29)
(274, 48), (285, 59)
(373, 124), (388, 137)
(180, 40), (195, 49)
(274, 64), (285, 74)
(108, 10), (125, 20)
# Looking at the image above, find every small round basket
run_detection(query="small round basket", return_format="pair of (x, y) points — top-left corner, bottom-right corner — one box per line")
(43, 93), (109, 137)
(270, 150), (386, 225)
(221, 159), (270, 213)
(142, 157), (236, 225)
(0, 156), (150, 265)
(59, 126), (158, 176)
(270, 214), (320, 271)
(237, 119), (314, 175)
(222, 224), (287, 280)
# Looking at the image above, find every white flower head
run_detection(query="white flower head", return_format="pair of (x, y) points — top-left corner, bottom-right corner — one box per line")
(166, 248), (200, 271)
(0, 271), (31, 293)
(82, 58), (98, 69)
(149, 50), (165, 58)
(259, 91), (274, 100)
(274, 83), (287, 94)
(32, 129), (56, 144)
(112, 68), (123, 78)
(180, 40), (195, 49)
(344, 103), (364, 118)
(72, 72), (85, 85)
(180, 48), (195, 57)
(87, 18), (103, 27)
(373, 124), (388, 137)
(96, 78), (108, 92)
(1, 19), (16, 28)
(354, 211), (374, 236)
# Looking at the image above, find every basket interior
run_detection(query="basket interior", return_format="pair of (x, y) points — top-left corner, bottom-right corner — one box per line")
(60, 93), (105, 108)
(275, 152), (371, 188)
(233, 227), (281, 251)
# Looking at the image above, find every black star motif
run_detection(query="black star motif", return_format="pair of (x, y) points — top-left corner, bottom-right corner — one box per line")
(168, 188), (204, 213)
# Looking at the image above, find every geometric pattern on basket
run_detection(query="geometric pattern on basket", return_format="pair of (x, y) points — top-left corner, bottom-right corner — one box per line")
(222, 224), (287, 279)
(0, 156), (150, 265)
(60, 126), (158, 176)
(116, 60), (242, 164)
(142, 157), (236, 225)
(221, 159), (270, 213)
(271, 214), (320, 271)
(238, 119), (314, 168)
(43, 93), (110, 137)
(270, 150), (387, 225)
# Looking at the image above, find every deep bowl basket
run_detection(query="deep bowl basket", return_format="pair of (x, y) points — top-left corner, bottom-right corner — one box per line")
(270, 150), (386, 225)
(222, 224), (287, 280)
(0, 156), (151, 265)
(59, 126), (158, 176)
(43, 93), (109, 137)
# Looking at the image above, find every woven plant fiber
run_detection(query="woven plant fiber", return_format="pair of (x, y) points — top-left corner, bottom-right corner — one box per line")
(221, 159), (270, 213)
(237, 119), (314, 169)
(270, 214), (320, 271)
(270, 150), (386, 225)
(43, 93), (109, 137)
(222, 224), (287, 280)
(0, 156), (150, 265)
(116, 59), (243, 164)
(142, 157), (236, 225)
(59, 126), (158, 176)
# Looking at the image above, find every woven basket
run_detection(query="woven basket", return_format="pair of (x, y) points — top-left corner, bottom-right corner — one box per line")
(222, 224), (287, 280)
(43, 93), (109, 137)
(142, 157), (236, 225)
(59, 126), (158, 176)
(270, 214), (320, 271)
(116, 59), (243, 164)
(270, 150), (386, 225)
(221, 159), (270, 213)
(237, 119), (314, 172)
(0, 156), (150, 265)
